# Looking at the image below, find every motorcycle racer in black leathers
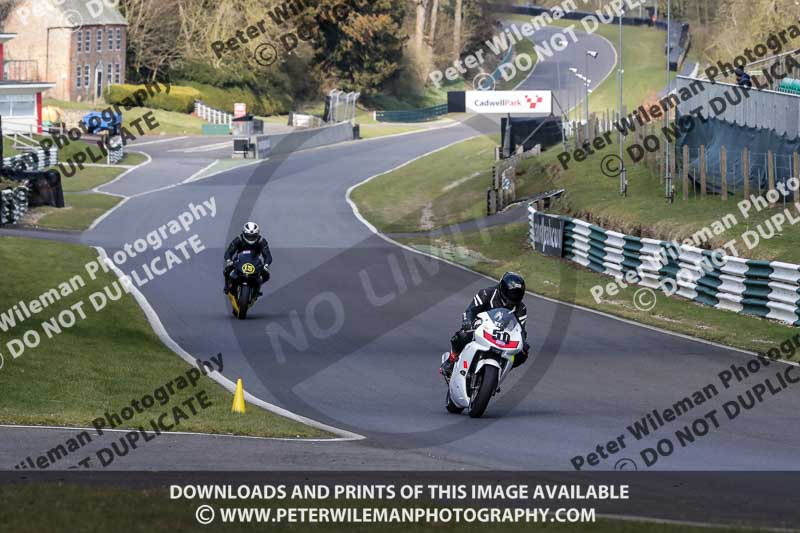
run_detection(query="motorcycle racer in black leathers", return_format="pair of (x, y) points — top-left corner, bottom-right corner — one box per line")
(224, 222), (273, 297)
(440, 272), (530, 378)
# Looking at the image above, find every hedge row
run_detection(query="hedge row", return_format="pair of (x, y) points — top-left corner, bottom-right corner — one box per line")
(105, 82), (292, 116)
(105, 84), (201, 113)
(180, 81), (291, 116)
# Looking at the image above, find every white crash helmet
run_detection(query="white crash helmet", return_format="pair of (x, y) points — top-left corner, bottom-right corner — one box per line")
(241, 222), (260, 244)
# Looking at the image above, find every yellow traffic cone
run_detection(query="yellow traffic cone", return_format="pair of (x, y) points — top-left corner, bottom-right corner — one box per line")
(232, 378), (246, 414)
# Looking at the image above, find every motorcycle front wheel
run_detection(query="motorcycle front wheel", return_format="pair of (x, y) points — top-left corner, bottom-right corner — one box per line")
(469, 365), (498, 418)
(237, 285), (252, 320)
(446, 389), (464, 414)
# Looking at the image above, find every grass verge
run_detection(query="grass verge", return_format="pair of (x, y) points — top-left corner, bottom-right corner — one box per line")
(398, 223), (796, 351)
(0, 237), (330, 438)
(43, 98), (206, 135)
(60, 166), (126, 193)
(350, 136), (496, 233)
(349, 135), (556, 234)
(27, 193), (121, 231)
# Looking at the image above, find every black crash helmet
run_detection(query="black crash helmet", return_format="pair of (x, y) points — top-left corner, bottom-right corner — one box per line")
(499, 272), (525, 306)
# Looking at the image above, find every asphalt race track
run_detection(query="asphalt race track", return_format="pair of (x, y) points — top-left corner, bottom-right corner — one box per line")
(2, 25), (800, 528)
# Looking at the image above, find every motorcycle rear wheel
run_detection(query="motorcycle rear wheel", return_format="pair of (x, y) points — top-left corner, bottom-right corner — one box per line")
(469, 365), (498, 418)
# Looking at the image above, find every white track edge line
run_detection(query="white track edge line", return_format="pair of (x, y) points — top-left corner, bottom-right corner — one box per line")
(0, 424), (343, 443)
(93, 246), (364, 442)
(130, 136), (189, 147)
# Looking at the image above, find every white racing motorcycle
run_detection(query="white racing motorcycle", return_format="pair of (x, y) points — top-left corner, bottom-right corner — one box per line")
(441, 308), (524, 418)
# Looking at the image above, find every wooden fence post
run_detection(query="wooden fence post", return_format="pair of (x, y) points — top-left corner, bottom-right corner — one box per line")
(742, 148), (750, 200)
(700, 144), (707, 198)
(683, 144), (689, 200)
(794, 151), (800, 183)
(768, 150), (776, 206)
(720, 146), (728, 200)
(670, 141), (677, 181)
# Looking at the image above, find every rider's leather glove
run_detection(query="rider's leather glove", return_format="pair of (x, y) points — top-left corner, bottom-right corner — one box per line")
(225, 259), (234, 268)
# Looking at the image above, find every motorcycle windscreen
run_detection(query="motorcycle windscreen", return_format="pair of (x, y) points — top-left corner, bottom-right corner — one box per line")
(486, 308), (519, 330)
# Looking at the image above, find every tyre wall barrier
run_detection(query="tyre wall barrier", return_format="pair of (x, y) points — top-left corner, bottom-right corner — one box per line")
(528, 205), (800, 326)
(0, 184), (30, 225)
(107, 136), (124, 165)
(3, 147), (58, 172)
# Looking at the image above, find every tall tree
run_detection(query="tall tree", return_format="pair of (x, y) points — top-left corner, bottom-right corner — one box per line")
(414, 0), (430, 54)
(453, 0), (462, 60)
(428, 0), (439, 44)
(300, 0), (407, 95)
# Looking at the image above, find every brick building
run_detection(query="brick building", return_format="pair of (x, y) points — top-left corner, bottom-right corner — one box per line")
(2, 0), (127, 102)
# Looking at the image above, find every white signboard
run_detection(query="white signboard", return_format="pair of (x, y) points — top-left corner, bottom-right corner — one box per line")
(465, 90), (552, 114)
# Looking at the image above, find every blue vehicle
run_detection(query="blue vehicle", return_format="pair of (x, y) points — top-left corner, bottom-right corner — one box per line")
(81, 111), (122, 134)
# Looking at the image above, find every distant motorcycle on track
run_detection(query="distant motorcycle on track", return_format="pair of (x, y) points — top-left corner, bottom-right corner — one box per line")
(225, 250), (264, 320)
(441, 308), (524, 418)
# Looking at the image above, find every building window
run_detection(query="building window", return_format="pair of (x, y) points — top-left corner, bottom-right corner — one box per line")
(0, 94), (36, 116)
(85, 30), (91, 52)
(77, 31), (82, 52)
(115, 63), (121, 84)
(108, 28), (113, 50)
(97, 29), (102, 51)
(84, 65), (90, 88)
(116, 28), (121, 50)
(108, 64), (113, 87)
(76, 65), (82, 88)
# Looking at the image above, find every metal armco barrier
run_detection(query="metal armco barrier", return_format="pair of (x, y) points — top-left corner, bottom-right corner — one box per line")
(529, 205), (800, 326)
(245, 122), (355, 159)
(375, 104), (448, 123)
(0, 184), (29, 225)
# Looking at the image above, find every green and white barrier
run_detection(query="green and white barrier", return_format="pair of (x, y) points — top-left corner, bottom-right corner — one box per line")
(0, 184), (29, 225)
(529, 205), (800, 326)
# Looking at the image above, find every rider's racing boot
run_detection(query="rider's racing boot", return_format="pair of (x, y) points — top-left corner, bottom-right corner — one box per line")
(439, 351), (458, 378)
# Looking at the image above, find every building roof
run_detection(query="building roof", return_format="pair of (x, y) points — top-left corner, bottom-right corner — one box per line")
(0, 81), (56, 91)
(51, 0), (128, 28)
